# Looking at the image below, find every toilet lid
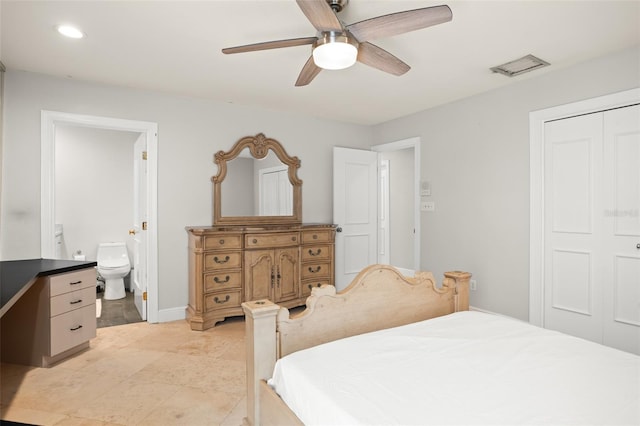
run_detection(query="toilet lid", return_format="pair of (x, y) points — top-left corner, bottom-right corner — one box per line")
(99, 259), (129, 268)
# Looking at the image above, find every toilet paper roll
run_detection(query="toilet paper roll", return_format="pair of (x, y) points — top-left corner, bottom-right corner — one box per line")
(73, 254), (86, 261)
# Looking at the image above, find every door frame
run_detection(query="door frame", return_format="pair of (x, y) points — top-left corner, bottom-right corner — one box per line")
(528, 88), (639, 327)
(40, 110), (159, 323)
(371, 137), (421, 273)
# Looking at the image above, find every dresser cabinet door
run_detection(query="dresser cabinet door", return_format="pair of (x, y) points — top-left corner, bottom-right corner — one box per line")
(274, 247), (299, 303)
(245, 250), (274, 301)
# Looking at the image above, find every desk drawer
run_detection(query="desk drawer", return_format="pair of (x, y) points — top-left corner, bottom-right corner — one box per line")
(50, 286), (96, 317)
(50, 304), (97, 356)
(204, 252), (242, 271)
(50, 269), (96, 297)
(245, 232), (299, 249)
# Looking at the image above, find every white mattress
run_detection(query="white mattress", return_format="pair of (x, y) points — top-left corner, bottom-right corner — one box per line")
(268, 311), (640, 425)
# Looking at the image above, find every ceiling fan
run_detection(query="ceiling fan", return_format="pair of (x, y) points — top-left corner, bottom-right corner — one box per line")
(222, 0), (452, 86)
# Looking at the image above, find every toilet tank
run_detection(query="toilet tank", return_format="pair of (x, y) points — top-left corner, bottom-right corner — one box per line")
(97, 242), (130, 266)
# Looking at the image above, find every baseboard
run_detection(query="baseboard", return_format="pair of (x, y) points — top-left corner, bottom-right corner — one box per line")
(157, 305), (187, 323)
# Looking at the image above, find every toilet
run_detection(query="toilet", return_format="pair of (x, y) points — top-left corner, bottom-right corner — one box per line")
(97, 242), (131, 300)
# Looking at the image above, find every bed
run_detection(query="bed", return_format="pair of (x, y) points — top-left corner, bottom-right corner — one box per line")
(241, 264), (640, 426)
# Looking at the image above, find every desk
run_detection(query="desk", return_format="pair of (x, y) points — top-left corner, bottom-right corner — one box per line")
(0, 259), (98, 367)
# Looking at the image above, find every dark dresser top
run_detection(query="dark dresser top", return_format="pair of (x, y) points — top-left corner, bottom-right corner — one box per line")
(0, 258), (97, 316)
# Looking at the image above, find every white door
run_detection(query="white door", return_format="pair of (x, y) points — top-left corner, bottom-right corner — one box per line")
(259, 166), (292, 216)
(333, 147), (378, 291)
(602, 105), (640, 354)
(378, 160), (390, 265)
(544, 105), (640, 354)
(132, 134), (147, 320)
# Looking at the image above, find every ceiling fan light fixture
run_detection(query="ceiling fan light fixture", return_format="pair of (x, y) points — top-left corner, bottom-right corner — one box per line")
(312, 33), (358, 70)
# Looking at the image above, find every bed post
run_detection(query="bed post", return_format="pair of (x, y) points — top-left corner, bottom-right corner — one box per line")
(242, 300), (280, 426)
(444, 270), (471, 311)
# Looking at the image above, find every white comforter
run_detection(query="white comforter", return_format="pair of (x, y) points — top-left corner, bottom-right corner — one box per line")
(268, 311), (640, 425)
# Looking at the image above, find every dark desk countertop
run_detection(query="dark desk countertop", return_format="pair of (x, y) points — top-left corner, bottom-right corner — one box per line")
(0, 259), (97, 316)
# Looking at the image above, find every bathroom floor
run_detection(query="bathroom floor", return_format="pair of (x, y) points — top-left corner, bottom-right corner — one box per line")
(97, 290), (143, 328)
(0, 317), (247, 425)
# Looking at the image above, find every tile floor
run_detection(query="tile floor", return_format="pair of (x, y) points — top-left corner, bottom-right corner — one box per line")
(0, 317), (247, 426)
(97, 291), (143, 329)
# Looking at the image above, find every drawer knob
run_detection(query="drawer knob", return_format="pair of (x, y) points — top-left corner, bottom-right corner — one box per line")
(308, 248), (322, 256)
(70, 280), (82, 285)
(313, 234), (318, 239)
(219, 239), (225, 245)
(308, 266), (321, 273)
(214, 295), (231, 304)
(70, 299), (83, 305)
(253, 239), (258, 244)
(292, 236), (297, 241)
(70, 325), (83, 331)
(308, 283), (322, 290)
(214, 256), (230, 264)
(214, 275), (230, 284)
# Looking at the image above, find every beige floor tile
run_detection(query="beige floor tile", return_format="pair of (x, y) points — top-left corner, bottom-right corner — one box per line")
(69, 377), (182, 425)
(137, 386), (241, 426)
(0, 405), (68, 425)
(1, 317), (249, 425)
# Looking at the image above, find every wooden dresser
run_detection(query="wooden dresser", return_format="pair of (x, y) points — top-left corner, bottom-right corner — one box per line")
(186, 224), (336, 330)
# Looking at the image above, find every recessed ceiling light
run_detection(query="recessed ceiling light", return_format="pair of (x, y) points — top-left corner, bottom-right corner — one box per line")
(56, 25), (84, 39)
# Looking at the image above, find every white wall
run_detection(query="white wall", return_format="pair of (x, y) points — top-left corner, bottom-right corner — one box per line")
(55, 125), (138, 263)
(374, 46), (640, 320)
(1, 71), (373, 315)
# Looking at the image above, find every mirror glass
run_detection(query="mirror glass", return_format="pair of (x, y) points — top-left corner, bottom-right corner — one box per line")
(220, 148), (294, 217)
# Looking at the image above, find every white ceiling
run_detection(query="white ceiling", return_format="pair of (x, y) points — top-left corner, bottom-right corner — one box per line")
(2, 0), (639, 125)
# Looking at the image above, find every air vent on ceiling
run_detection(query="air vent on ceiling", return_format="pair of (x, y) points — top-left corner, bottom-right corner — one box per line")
(490, 54), (550, 77)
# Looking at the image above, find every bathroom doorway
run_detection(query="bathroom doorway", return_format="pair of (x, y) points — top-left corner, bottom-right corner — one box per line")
(40, 111), (159, 324)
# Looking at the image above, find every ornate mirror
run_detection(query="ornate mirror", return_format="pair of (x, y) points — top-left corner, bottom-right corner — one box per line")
(213, 133), (302, 225)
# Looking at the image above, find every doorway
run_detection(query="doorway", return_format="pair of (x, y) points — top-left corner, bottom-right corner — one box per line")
(40, 111), (159, 323)
(333, 137), (421, 289)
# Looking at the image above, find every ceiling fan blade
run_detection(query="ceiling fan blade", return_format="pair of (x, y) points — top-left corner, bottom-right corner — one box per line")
(347, 5), (452, 42)
(295, 56), (322, 86)
(296, 0), (343, 32)
(222, 37), (317, 54)
(357, 42), (410, 76)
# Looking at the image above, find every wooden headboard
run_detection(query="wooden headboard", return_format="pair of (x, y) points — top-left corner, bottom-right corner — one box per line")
(241, 264), (471, 426)
(275, 264), (469, 357)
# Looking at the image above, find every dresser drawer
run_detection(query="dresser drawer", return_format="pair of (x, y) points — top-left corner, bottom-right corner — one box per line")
(204, 271), (242, 292)
(50, 286), (96, 317)
(301, 279), (333, 298)
(301, 229), (334, 244)
(50, 304), (97, 356)
(301, 245), (331, 262)
(301, 262), (331, 280)
(204, 252), (242, 271)
(204, 234), (242, 250)
(245, 232), (299, 249)
(204, 290), (242, 312)
(49, 268), (96, 297)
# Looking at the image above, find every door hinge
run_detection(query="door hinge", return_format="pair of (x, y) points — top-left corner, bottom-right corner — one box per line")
(142, 221), (148, 230)
(143, 291), (147, 301)
(142, 151), (148, 160)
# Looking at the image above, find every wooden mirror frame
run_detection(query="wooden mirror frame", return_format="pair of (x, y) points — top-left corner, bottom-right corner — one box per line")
(213, 133), (302, 225)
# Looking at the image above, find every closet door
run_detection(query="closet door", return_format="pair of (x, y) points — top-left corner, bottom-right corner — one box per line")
(544, 113), (604, 344)
(602, 105), (640, 354)
(544, 105), (640, 354)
